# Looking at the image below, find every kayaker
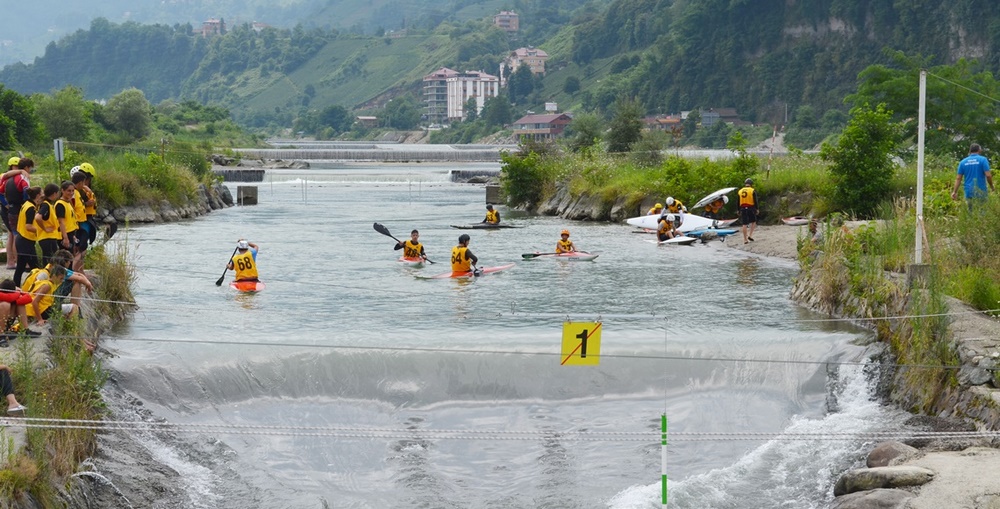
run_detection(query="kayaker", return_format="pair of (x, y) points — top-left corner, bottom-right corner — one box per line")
(451, 233), (478, 273)
(394, 229), (428, 261)
(657, 213), (678, 242)
(665, 197), (687, 213)
(703, 196), (728, 218)
(228, 239), (260, 282)
(647, 203), (663, 215)
(481, 204), (500, 224)
(556, 229), (576, 253)
(738, 178), (759, 244)
(26, 265), (78, 326)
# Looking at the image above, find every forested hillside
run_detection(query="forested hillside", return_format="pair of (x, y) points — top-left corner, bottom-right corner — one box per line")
(2, 0), (998, 132)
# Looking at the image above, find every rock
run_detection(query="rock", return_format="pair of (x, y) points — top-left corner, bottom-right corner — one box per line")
(830, 488), (914, 509)
(958, 357), (996, 386)
(867, 441), (921, 467)
(834, 466), (935, 496)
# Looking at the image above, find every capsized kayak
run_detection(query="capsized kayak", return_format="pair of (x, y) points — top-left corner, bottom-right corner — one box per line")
(397, 256), (425, 268)
(230, 280), (266, 292)
(626, 213), (720, 233)
(522, 251), (599, 261)
(686, 228), (738, 238)
(450, 223), (524, 229)
(418, 263), (516, 279)
(645, 236), (697, 246)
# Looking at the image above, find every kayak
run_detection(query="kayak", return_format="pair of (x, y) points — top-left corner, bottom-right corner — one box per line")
(522, 251), (599, 261)
(230, 280), (266, 293)
(645, 236), (697, 246)
(686, 228), (738, 238)
(691, 187), (738, 209)
(418, 263), (516, 279)
(397, 256), (425, 268)
(782, 216), (810, 226)
(626, 213), (717, 233)
(450, 224), (524, 229)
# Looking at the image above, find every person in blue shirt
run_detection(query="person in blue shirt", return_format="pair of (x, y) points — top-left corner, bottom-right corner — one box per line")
(952, 143), (994, 208)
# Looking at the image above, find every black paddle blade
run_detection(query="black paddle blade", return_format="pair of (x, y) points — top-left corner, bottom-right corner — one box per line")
(373, 222), (391, 236)
(107, 223), (118, 239)
(215, 275), (225, 286)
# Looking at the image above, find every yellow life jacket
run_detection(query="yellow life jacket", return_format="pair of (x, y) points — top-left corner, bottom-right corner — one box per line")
(22, 265), (52, 292)
(16, 201), (38, 241)
(72, 189), (86, 222)
(485, 209), (499, 223)
(556, 239), (574, 253)
(56, 199), (78, 233)
(26, 277), (56, 318)
(658, 217), (673, 236)
(451, 246), (471, 272)
(231, 249), (259, 281)
(35, 202), (61, 241)
(648, 207), (662, 215)
(82, 187), (97, 216)
(738, 186), (756, 207)
(666, 200), (685, 213)
(403, 240), (423, 258)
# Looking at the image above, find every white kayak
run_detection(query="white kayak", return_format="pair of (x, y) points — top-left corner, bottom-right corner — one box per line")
(692, 187), (738, 209)
(397, 256), (425, 268)
(627, 212), (719, 233)
(645, 236), (697, 246)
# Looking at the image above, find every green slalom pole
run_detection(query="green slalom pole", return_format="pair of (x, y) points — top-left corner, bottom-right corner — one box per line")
(662, 414), (668, 506)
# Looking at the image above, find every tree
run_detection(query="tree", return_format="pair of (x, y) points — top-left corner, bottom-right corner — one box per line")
(32, 86), (93, 142)
(508, 65), (535, 104)
(319, 105), (351, 133)
(820, 103), (903, 217)
(383, 97), (420, 129)
(566, 112), (603, 153)
(605, 97), (643, 154)
(463, 97), (479, 123)
(480, 95), (514, 128)
(106, 88), (152, 140)
(563, 76), (581, 95)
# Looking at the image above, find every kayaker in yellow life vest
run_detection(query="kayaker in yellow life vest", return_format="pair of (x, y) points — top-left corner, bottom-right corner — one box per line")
(482, 204), (500, 224)
(665, 196), (687, 214)
(26, 265), (78, 326)
(657, 214), (678, 242)
(394, 229), (428, 260)
(556, 229), (576, 253)
(737, 178), (759, 244)
(55, 181), (78, 252)
(13, 187), (42, 286)
(703, 195), (728, 219)
(647, 203), (663, 215)
(228, 240), (260, 282)
(451, 234), (478, 273)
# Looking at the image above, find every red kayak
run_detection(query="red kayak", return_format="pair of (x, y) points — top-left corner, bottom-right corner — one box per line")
(418, 263), (516, 280)
(230, 280), (266, 293)
(397, 256), (426, 268)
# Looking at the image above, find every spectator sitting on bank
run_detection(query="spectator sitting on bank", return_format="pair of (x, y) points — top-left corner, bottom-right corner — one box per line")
(0, 364), (26, 414)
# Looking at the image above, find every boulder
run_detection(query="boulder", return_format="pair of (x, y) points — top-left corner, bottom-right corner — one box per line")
(830, 488), (914, 509)
(834, 466), (935, 496)
(867, 441), (921, 467)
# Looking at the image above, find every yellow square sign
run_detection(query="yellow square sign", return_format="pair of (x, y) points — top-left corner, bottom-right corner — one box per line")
(561, 322), (602, 365)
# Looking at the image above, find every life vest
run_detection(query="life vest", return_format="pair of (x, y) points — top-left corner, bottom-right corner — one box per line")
(738, 186), (756, 207)
(666, 200), (685, 213)
(0, 289), (33, 306)
(658, 217), (673, 236)
(556, 239), (574, 253)
(16, 201), (38, 241)
(22, 265), (52, 292)
(231, 249), (258, 281)
(451, 246), (471, 272)
(484, 209), (499, 224)
(648, 206), (662, 215)
(72, 189), (86, 222)
(403, 240), (423, 259)
(35, 202), (60, 241)
(82, 187), (97, 217)
(56, 199), (78, 233)
(25, 277), (57, 318)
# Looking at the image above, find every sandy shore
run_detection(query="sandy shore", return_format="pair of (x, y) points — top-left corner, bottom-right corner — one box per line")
(722, 223), (804, 260)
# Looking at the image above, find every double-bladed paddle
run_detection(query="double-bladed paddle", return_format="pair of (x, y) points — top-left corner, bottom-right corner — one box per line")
(215, 246), (239, 286)
(372, 222), (435, 264)
(521, 251), (590, 259)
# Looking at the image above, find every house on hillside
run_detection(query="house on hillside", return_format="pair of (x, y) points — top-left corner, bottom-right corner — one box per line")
(512, 113), (573, 141)
(501, 47), (549, 83)
(201, 18), (226, 37)
(356, 116), (378, 128)
(446, 71), (500, 122)
(494, 11), (519, 32)
(644, 114), (682, 131)
(701, 108), (747, 127)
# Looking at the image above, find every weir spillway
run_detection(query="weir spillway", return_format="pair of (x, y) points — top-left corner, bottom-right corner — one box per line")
(233, 141), (519, 163)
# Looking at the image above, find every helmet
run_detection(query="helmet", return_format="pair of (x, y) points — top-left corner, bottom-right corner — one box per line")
(458, 234), (470, 243)
(237, 240), (249, 250)
(666, 197), (675, 206)
(722, 195), (729, 204)
(70, 165), (81, 176)
(6, 157), (18, 167)
(486, 204), (493, 210)
(654, 203), (663, 209)
(745, 178), (753, 185)
(79, 162), (96, 177)
(560, 229), (570, 236)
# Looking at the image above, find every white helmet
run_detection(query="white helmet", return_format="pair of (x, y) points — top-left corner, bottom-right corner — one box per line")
(237, 240), (249, 250)
(666, 197), (675, 206)
(723, 195), (729, 204)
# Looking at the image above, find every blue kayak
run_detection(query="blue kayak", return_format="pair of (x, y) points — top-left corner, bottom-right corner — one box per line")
(686, 228), (738, 238)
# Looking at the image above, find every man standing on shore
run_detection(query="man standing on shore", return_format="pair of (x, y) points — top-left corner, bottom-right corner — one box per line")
(738, 178), (758, 244)
(952, 143), (993, 210)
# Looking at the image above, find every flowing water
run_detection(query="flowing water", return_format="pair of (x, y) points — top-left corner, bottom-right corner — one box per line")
(104, 163), (911, 508)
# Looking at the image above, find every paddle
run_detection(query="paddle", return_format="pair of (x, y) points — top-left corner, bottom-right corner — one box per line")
(215, 247), (239, 286)
(372, 222), (435, 264)
(521, 251), (589, 259)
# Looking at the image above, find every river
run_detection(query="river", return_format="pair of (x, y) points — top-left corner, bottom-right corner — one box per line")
(102, 162), (912, 508)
